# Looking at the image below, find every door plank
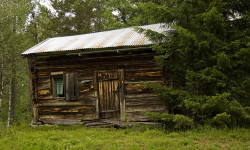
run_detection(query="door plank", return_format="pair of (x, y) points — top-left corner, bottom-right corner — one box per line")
(97, 70), (121, 119)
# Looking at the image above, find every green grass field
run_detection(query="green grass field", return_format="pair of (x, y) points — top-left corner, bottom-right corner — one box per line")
(0, 124), (249, 150)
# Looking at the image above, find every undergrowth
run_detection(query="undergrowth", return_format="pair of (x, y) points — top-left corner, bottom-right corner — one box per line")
(0, 123), (249, 150)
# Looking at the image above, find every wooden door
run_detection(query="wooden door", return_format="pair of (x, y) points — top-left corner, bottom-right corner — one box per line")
(97, 70), (122, 119)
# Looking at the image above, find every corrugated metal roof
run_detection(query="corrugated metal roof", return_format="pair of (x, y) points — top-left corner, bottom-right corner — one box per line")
(22, 23), (169, 55)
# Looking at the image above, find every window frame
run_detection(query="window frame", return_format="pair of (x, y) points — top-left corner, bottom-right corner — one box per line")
(51, 72), (78, 101)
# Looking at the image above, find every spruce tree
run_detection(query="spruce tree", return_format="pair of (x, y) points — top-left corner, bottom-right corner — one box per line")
(138, 0), (250, 127)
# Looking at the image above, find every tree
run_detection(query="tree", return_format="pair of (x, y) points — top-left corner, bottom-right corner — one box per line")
(138, 0), (250, 127)
(104, 0), (167, 30)
(0, 0), (31, 126)
(37, 0), (107, 37)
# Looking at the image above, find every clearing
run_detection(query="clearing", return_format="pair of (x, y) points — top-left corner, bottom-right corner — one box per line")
(0, 124), (249, 150)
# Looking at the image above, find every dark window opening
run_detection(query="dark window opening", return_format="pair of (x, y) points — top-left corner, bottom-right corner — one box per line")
(54, 76), (64, 97)
(51, 72), (78, 101)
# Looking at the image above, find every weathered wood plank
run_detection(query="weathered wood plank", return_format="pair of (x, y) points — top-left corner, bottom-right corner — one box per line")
(119, 69), (125, 120)
(125, 110), (166, 121)
(37, 90), (51, 95)
(37, 78), (50, 84)
(78, 91), (95, 98)
(41, 119), (83, 125)
(125, 83), (151, 94)
(125, 105), (166, 113)
(125, 93), (157, 99)
(37, 95), (54, 100)
(37, 82), (51, 90)
(35, 52), (155, 65)
(124, 81), (163, 84)
(125, 70), (162, 77)
(34, 58), (156, 71)
(39, 101), (94, 106)
(39, 114), (96, 120)
(39, 105), (96, 114)
(35, 64), (157, 73)
(37, 71), (50, 77)
(126, 100), (164, 106)
(125, 76), (163, 82)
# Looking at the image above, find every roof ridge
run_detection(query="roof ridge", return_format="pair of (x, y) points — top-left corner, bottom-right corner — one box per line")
(21, 23), (168, 55)
(49, 23), (164, 39)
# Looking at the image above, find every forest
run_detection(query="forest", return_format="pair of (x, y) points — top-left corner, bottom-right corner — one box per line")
(0, 0), (249, 149)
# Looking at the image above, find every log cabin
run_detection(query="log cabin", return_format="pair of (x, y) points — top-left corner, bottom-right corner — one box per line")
(21, 23), (170, 125)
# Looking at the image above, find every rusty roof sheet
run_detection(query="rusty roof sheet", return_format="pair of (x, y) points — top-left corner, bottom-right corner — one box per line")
(22, 23), (169, 55)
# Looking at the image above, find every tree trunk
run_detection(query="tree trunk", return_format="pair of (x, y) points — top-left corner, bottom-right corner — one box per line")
(7, 75), (16, 127)
(0, 52), (3, 122)
(7, 63), (16, 127)
(7, 80), (12, 127)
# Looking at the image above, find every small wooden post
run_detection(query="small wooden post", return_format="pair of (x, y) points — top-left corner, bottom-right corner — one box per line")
(94, 71), (100, 119)
(118, 69), (125, 120)
(28, 57), (39, 124)
(33, 104), (39, 122)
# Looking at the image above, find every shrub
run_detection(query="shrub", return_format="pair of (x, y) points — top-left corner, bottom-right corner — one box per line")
(210, 112), (231, 127)
(142, 112), (193, 130)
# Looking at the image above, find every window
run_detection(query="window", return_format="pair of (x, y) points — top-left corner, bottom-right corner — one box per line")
(51, 72), (78, 101)
(55, 76), (64, 97)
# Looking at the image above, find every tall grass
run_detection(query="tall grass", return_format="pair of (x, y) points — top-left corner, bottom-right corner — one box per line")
(0, 124), (249, 150)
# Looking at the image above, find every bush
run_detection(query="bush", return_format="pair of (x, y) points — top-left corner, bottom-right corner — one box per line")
(145, 83), (250, 128)
(142, 112), (193, 130)
(210, 112), (231, 127)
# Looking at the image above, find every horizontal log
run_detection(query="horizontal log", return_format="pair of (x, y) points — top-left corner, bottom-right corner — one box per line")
(124, 81), (163, 84)
(125, 93), (157, 99)
(37, 90), (51, 96)
(78, 84), (94, 92)
(35, 52), (155, 65)
(125, 83), (151, 94)
(51, 71), (63, 75)
(39, 105), (96, 114)
(39, 101), (95, 106)
(37, 78), (50, 84)
(79, 91), (95, 98)
(36, 75), (51, 79)
(125, 70), (162, 77)
(34, 57), (156, 70)
(125, 110), (166, 121)
(39, 114), (97, 120)
(37, 71), (50, 77)
(37, 95), (54, 100)
(40, 112), (95, 115)
(79, 80), (93, 84)
(41, 119), (83, 125)
(35, 64), (157, 73)
(37, 82), (51, 90)
(38, 99), (95, 106)
(126, 99), (164, 106)
(125, 76), (163, 82)
(125, 105), (166, 113)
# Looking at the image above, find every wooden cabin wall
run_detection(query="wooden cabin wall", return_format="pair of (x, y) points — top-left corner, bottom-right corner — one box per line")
(28, 50), (166, 123)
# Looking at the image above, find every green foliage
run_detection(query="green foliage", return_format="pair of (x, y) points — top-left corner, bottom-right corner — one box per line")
(0, 0), (31, 125)
(138, 0), (250, 128)
(104, 0), (166, 29)
(0, 124), (249, 149)
(210, 112), (231, 127)
(146, 83), (250, 127)
(143, 112), (193, 130)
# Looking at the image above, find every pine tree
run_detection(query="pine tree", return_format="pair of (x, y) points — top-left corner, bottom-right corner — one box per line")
(138, 0), (250, 127)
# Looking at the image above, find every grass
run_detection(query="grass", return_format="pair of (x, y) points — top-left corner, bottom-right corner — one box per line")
(0, 124), (249, 150)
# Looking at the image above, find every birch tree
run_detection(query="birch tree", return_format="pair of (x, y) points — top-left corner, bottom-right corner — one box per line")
(0, 0), (31, 126)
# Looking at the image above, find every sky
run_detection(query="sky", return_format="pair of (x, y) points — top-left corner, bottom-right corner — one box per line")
(39, 0), (56, 13)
